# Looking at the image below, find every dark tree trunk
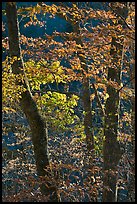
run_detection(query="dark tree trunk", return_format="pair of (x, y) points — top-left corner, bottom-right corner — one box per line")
(73, 23), (94, 155)
(103, 50), (122, 201)
(103, 3), (129, 202)
(72, 23), (95, 201)
(6, 2), (59, 202)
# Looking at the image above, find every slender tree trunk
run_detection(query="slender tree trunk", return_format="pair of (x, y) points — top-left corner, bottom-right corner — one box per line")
(6, 2), (59, 202)
(129, 37), (135, 202)
(72, 23), (95, 201)
(127, 3), (135, 200)
(128, 2), (135, 157)
(73, 23), (94, 156)
(82, 79), (94, 153)
(103, 3), (128, 202)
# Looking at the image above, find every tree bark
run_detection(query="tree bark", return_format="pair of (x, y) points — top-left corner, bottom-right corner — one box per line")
(6, 2), (59, 202)
(103, 3), (129, 202)
(127, 3), (135, 200)
(73, 23), (94, 155)
(72, 22), (95, 201)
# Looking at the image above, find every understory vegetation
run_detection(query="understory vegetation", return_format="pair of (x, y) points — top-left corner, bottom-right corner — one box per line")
(2, 2), (135, 202)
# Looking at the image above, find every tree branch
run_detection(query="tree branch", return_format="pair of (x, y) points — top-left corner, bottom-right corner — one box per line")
(108, 4), (134, 32)
(118, 76), (135, 92)
(92, 83), (106, 117)
(32, 89), (80, 98)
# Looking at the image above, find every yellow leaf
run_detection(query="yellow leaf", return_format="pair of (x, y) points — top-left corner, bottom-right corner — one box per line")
(52, 6), (57, 12)
(12, 56), (17, 61)
(3, 107), (16, 113)
(81, 62), (86, 65)
(57, 67), (64, 74)
(104, 93), (109, 100)
(51, 61), (60, 69)
(76, 44), (82, 48)
(34, 15), (37, 20)
(73, 4), (77, 8)
(79, 54), (85, 58)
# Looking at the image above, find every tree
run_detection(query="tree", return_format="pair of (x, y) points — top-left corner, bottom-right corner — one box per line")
(5, 2), (59, 202)
(3, 2), (135, 202)
(125, 3), (135, 200)
(102, 2), (134, 202)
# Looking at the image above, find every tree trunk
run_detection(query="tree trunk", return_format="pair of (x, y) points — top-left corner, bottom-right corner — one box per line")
(127, 3), (135, 200)
(73, 23), (94, 155)
(6, 2), (59, 202)
(129, 35), (135, 203)
(82, 79), (94, 153)
(72, 22), (95, 201)
(103, 3), (128, 202)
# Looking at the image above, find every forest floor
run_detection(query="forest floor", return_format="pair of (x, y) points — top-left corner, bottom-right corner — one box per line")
(2, 111), (135, 202)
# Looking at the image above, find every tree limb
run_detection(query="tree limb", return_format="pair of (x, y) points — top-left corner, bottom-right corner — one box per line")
(32, 89), (80, 98)
(92, 83), (106, 117)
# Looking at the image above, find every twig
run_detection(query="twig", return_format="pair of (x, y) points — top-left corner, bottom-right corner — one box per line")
(107, 4), (134, 32)
(118, 76), (135, 92)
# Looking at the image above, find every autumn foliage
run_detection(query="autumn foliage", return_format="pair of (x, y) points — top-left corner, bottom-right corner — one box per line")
(2, 2), (135, 202)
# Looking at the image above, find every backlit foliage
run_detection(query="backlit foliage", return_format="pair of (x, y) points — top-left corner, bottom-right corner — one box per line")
(2, 2), (135, 202)
(37, 92), (80, 132)
(2, 57), (26, 110)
